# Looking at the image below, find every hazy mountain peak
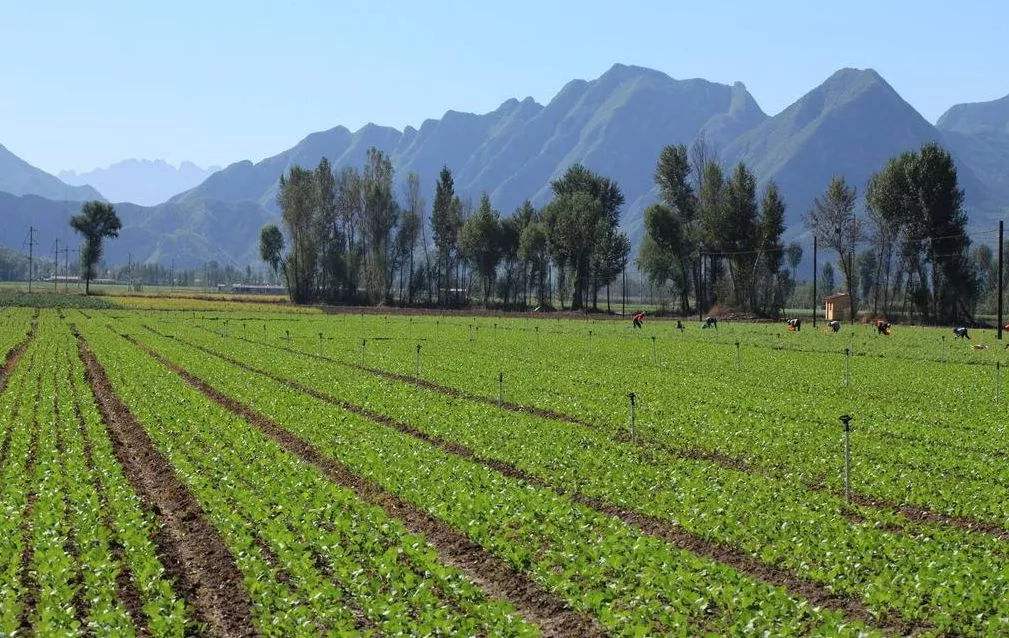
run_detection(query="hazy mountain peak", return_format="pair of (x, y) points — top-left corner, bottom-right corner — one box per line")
(59, 158), (219, 205)
(0, 143), (103, 202)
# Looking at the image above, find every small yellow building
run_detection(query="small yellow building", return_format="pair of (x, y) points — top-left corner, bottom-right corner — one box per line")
(824, 292), (850, 321)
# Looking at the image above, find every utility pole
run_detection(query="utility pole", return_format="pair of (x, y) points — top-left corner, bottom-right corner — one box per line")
(999, 220), (1004, 340)
(26, 226), (36, 293)
(53, 238), (58, 292)
(128, 252), (133, 291)
(811, 236), (818, 328)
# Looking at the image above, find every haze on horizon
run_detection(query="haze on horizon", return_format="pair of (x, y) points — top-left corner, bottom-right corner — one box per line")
(2, 0), (1006, 174)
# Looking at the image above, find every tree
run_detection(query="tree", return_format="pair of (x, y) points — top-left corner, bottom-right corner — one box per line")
(786, 243), (803, 282)
(335, 166), (363, 299)
(857, 249), (877, 303)
(360, 148), (398, 304)
(277, 166), (318, 303)
(697, 161), (728, 309)
(640, 203), (687, 311)
(70, 201), (121, 295)
(642, 144), (698, 313)
(459, 194), (503, 306)
(865, 152), (913, 316)
(820, 262), (836, 295)
(518, 221), (549, 307)
(723, 163), (759, 307)
(593, 228), (630, 312)
(864, 143), (972, 322)
(431, 166), (462, 306)
(259, 225), (284, 280)
(806, 176), (861, 322)
(752, 182), (787, 315)
(314, 157), (346, 302)
(545, 165), (624, 310)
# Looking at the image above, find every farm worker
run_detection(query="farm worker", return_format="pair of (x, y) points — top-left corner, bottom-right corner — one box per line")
(875, 320), (891, 336)
(703, 316), (718, 329)
(632, 311), (645, 329)
(786, 318), (802, 332)
(676, 320), (685, 332)
(953, 326), (970, 340)
(828, 320), (841, 333)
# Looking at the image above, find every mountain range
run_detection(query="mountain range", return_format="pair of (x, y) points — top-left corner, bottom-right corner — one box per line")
(0, 144), (102, 202)
(59, 159), (220, 206)
(1, 63), (1007, 269)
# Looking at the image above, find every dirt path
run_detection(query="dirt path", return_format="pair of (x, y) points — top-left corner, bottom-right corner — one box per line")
(123, 333), (605, 638)
(75, 330), (257, 638)
(133, 329), (922, 636)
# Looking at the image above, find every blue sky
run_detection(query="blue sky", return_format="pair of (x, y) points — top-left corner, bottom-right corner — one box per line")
(2, 0), (1006, 173)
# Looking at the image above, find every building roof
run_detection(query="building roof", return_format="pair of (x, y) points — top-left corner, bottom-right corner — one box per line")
(823, 292), (850, 302)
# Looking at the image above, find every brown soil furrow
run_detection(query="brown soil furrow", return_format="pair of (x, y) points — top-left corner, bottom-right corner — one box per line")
(74, 331), (257, 637)
(67, 360), (152, 636)
(17, 374), (43, 633)
(124, 333), (604, 638)
(181, 327), (1009, 544)
(134, 330), (913, 636)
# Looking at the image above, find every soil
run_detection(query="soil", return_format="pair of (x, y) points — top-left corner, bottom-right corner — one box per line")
(75, 332), (257, 637)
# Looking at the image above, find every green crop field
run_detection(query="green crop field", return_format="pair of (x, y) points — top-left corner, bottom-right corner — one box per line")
(4, 303), (1009, 636)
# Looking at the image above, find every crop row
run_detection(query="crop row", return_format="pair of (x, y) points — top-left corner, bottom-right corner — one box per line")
(0, 313), (187, 636)
(115, 318), (871, 636)
(144, 314), (1009, 636)
(236, 312), (1009, 526)
(78, 318), (543, 637)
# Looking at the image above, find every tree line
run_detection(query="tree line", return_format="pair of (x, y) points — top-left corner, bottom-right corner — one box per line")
(260, 140), (990, 323)
(640, 140), (985, 324)
(260, 149), (630, 310)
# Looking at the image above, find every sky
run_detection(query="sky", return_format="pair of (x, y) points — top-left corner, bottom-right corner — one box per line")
(2, 0), (1007, 174)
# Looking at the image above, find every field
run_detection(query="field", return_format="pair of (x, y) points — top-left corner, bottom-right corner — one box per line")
(3, 302), (1009, 636)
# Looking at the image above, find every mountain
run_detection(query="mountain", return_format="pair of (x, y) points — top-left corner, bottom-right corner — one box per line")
(175, 64), (767, 243)
(937, 93), (1009, 211)
(59, 159), (220, 206)
(721, 68), (995, 234)
(3, 64), (1007, 269)
(0, 192), (272, 268)
(0, 144), (103, 201)
(938, 93), (1009, 137)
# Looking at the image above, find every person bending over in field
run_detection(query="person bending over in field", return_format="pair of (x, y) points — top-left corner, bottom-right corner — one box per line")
(828, 320), (841, 333)
(703, 316), (718, 329)
(875, 320), (892, 336)
(632, 311), (645, 329)
(953, 326), (970, 340)
(676, 320), (685, 332)
(786, 318), (802, 332)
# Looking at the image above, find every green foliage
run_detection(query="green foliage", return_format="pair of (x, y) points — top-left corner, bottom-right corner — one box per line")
(70, 200), (122, 295)
(459, 194), (503, 305)
(258, 224), (283, 277)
